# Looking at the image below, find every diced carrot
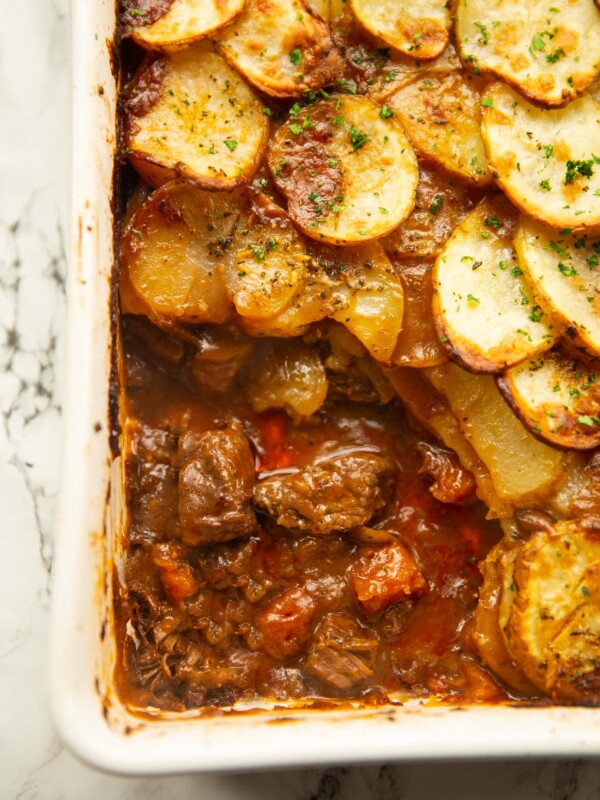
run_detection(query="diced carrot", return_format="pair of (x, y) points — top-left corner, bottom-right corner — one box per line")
(254, 586), (317, 660)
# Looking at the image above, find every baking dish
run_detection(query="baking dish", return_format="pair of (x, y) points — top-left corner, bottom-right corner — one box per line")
(49, 0), (600, 775)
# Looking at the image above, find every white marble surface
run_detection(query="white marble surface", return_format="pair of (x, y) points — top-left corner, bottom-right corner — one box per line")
(2, 0), (600, 797)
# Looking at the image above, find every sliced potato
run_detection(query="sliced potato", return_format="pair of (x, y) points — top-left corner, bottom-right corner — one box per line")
(515, 217), (600, 357)
(349, 0), (450, 61)
(368, 45), (462, 104)
(433, 196), (557, 373)
(473, 540), (539, 696)
(425, 363), (566, 511)
(456, 0), (600, 107)
(124, 47), (269, 189)
(498, 348), (600, 450)
(481, 83), (600, 231)
(386, 71), (491, 185)
(268, 95), (418, 245)
(243, 339), (328, 417)
(305, 0), (330, 18)
(381, 163), (477, 261)
(130, 0), (248, 52)
(223, 195), (311, 321)
(392, 260), (446, 368)
(506, 519), (600, 703)
(120, 180), (241, 325)
(216, 0), (343, 98)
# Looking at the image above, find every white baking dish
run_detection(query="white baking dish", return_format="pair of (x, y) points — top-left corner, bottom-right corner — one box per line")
(49, 0), (600, 775)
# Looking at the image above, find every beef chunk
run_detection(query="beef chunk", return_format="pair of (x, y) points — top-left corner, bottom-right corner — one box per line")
(305, 613), (379, 691)
(178, 425), (257, 545)
(416, 441), (476, 505)
(253, 452), (393, 534)
(254, 586), (317, 661)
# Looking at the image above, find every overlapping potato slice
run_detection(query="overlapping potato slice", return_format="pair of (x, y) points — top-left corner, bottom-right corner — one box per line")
(216, 0), (343, 98)
(348, 0), (450, 61)
(381, 163), (477, 260)
(424, 363), (566, 511)
(392, 260), (446, 368)
(268, 95), (418, 245)
(456, 0), (600, 107)
(473, 540), (539, 696)
(481, 83), (600, 231)
(129, 0), (248, 52)
(515, 218), (600, 356)
(506, 519), (600, 703)
(433, 196), (557, 373)
(120, 180), (242, 325)
(498, 349), (600, 450)
(124, 47), (269, 189)
(386, 72), (491, 185)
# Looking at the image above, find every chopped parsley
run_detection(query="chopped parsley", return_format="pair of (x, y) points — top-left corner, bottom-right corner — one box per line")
(289, 48), (303, 66)
(564, 159), (594, 185)
(224, 139), (238, 152)
(379, 105), (394, 119)
(349, 125), (369, 151)
(430, 194), (444, 214)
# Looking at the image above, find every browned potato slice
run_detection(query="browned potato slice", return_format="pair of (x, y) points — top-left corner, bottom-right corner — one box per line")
(223, 195), (312, 321)
(456, 0), (600, 107)
(515, 218), (600, 357)
(473, 540), (539, 696)
(243, 339), (328, 417)
(385, 366), (508, 516)
(425, 363), (566, 510)
(349, 0), (450, 61)
(481, 83), (600, 231)
(306, 0), (329, 18)
(120, 180), (242, 325)
(506, 519), (600, 703)
(129, 0), (248, 52)
(381, 163), (478, 260)
(392, 260), (446, 368)
(386, 72), (491, 185)
(268, 95), (418, 245)
(124, 47), (269, 189)
(433, 196), (557, 373)
(498, 349), (600, 451)
(216, 0), (343, 98)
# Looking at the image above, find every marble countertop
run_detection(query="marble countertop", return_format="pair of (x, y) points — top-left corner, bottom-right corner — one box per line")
(2, 0), (599, 796)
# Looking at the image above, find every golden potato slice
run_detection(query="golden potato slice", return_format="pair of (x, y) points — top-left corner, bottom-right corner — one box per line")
(381, 163), (477, 261)
(129, 0), (248, 52)
(392, 260), (446, 368)
(348, 0), (450, 61)
(456, 0), (600, 107)
(506, 519), (600, 703)
(120, 180), (242, 325)
(498, 348), (600, 451)
(243, 339), (328, 417)
(124, 47), (269, 189)
(386, 72), (491, 185)
(425, 363), (566, 511)
(433, 196), (557, 373)
(481, 83), (600, 231)
(216, 0), (343, 98)
(515, 217), (600, 357)
(306, 0), (329, 18)
(268, 95), (418, 245)
(473, 540), (539, 696)
(223, 195), (312, 321)
(385, 366), (508, 516)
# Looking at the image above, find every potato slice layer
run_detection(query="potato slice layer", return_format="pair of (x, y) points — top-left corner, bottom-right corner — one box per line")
(130, 0), (247, 52)
(457, 0), (600, 107)
(482, 83), (600, 231)
(425, 363), (566, 511)
(124, 47), (269, 189)
(433, 196), (557, 373)
(216, 0), (343, 97)
(506, 519), (600, 703)
(515, 217), (600, 356)
(499, 349), (600, 451)
(349, 0), (450, 61)
(268, 95), (418, 245)
(387, 72), (491, 185)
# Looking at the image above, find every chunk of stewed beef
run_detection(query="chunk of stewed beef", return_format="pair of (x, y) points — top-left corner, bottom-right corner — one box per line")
(416, 441), (476, 505)
(178, 425), (257, 545)
(253, 452), (393, 535)
(305, 613), (379, 692)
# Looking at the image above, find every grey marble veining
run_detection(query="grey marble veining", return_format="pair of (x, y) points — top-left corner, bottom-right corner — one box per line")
(2, 0), (600, 797)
